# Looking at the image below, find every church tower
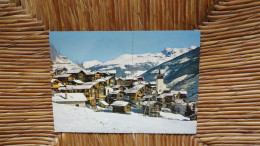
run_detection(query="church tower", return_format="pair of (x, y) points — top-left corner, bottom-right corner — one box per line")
(156, 68), (166, 94)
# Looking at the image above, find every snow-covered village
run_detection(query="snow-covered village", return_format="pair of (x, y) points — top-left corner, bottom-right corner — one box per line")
(50, 31), (200, 134)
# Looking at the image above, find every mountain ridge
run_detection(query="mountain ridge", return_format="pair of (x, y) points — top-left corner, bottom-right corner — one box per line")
(85, 46), (197, 77)
(141, 47), (200, 101)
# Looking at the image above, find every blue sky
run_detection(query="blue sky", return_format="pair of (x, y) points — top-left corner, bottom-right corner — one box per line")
(50, 31), (200, 63)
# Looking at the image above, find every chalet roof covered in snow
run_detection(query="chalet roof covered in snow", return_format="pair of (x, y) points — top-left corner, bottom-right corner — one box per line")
(54, 73), (72, 78)
(96, 76), (114, 82)
(66, 69), (82, 74)
(51, 79), (58, 83)
(157, 92), (176, 99)
(52, 93), (87, 102)
(171, 91), (181, 94)
(132, 82), (139, 86)
(166, 90), (187, 95)
(138, 80), (148, 84)
(104, 76), (113, 80)
(112, 85), (120, 89)
(59, 84), (94, 90)
(55, 67), (67, 71)
(58, 83), (65, 87)
(175, 99), (185, 105)
(83, 81), (98, 86)
(163, 88), (171, 92)
(118, 77), (134, 81)
(110, 90), (124, 95)
(105, 86), (113, 91)
(112, 85), (125, 89)
(81, 70), (93, 75)
(111, 101), (129, 106)
(125, 84), (145, 94)
(96, 78), (106, 82)
(142, 101), (158, 106)
(100, 100), (109, 106)
(143, 95), (154, 99)
(73, 80), (84, 84)
(124, 76), (143, 80)
(180, 91), (187, 94)
(67, 85), (93, 90)
(149, 81), (156, 85)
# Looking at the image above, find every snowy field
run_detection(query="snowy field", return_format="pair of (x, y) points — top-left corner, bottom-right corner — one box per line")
(53, 103), (197, 134)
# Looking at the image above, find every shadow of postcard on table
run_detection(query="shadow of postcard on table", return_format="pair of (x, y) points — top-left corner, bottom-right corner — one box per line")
(50, 31), (200, 134)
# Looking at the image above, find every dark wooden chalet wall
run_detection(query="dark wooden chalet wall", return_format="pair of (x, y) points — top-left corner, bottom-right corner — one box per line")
(0, 0), (260, 145)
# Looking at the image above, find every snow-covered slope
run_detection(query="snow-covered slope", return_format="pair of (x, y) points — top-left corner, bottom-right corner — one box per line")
(142, 47), (200, 102)
(86, 46), (197, 77)
(53, 103), (196, 134)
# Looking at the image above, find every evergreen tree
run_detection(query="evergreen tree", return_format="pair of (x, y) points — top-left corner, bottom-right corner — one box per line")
(185, 103), (192, 117)
(192, 103), (196, 113)
(170, 104), (175, 113)
(175, 106), (180, 114)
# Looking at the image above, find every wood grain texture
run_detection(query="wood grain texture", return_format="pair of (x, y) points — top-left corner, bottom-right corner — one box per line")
(1, 0), (260, 145)
(15, 0), (220, 31)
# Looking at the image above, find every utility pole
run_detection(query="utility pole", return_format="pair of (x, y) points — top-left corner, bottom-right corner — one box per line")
(132, 32), (134, 66)
(132, 32), (135, 77)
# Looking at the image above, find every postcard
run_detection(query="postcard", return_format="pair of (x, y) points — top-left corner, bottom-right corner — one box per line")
(50, 31), (200, 134)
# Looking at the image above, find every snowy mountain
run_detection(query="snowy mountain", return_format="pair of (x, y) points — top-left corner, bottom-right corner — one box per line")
(86, 46), (197, 77)
(50, 45), (59, 61)
(83, 60), (102, 68)
(142, 47), (200, 102)
(50, 46), (82, 72)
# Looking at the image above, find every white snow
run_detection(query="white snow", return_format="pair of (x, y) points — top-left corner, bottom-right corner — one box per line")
(142, 101), (158, 106)
(51, 79), (57, 83)
(179, 57), (190, 63)
(190, 46), (197, 49)
(143, 95), (154, 99)
(53, 103), (197, 134)
(125, 84), (146, 94)
(135, 70), (147, 76)
(157, 92), (176, 99)
(172, 74), (188, 84)
(52, 93), (87, 102)
(170, 74), (194, 85)
(100, 70), (116, 74)
(124, 71), (131, 74)
(73, 80), (84, 84)
(110, 90), (123, 95)
(83, 60), (102, 68)
(54, 73), (72, 78)
(58, 83), (64, 87)
(83, 46), (197, 70)
(59, 84), (95, 91)
(100, 100), (109, 106)
(111, 101), (129, 106)
(160, 112), (189, 121)
(52, 55), (81, 73)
